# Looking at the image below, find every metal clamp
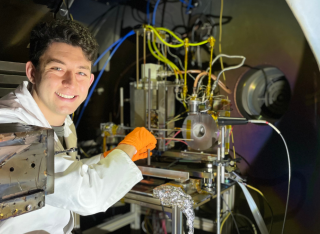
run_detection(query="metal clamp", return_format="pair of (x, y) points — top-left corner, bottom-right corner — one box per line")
(55, 147), (78, 155)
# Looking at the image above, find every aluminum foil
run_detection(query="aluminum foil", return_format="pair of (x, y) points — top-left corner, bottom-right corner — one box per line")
(153, 185), (195, 234)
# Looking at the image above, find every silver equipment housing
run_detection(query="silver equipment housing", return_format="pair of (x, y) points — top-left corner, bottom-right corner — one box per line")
(0, 123), (54, 220)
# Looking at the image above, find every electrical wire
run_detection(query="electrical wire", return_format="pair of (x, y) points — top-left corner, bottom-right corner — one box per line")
(221, 195), (240, 234)
(208, 54), (246, 92)
(146, 25), (208, 48)
(248, 119), (291, 234)
(219, 0), (226, 81)
(245, 183), (274, 233)
(220, 213), (231, 234)
(94, 39), (122, 66)
(233, 213), (257, 234)
(147, 0), (151, 24)
(76, 30), (135, 128)
(165, 130), (181, 145)
(152, 0), (161, 26)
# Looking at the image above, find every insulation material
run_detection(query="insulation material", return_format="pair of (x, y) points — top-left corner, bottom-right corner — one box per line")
(153, 185), (195, 234)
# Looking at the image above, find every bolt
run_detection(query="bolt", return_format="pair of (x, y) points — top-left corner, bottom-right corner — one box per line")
(26, 204), (32, 211)
(38, 201), (44, 208)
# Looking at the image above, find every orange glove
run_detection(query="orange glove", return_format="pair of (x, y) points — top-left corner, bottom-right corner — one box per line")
(119, 127), (156, 152)
(103, 148), (153, 161)
(103, 149), (114, 157)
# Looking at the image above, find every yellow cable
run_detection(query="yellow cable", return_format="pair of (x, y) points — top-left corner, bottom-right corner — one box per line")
(219, 0), (226, 81)
(102, 132), (107, 153)
(183, 38), (189, 101)
(220, 212), (231, 234)
(207, 37), (215, 97)
(151, 36), (179, 72)
(147, 25), (184, 48)
(246, 184), (266, 199)
(150, 33), (182, 81)
(156, 27), (184, 43)
(231, 130), (236, 159)
(148, 37), (180, 81)
(184, 38), (189, 86)
(147, 25), (209, 48)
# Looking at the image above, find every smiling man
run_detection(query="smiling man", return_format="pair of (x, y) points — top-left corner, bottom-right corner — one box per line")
(0, 20), (156, 233)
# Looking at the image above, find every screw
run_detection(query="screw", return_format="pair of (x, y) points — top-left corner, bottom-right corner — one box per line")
(38, 201), (44, 208)
(26, 204), (32, 211)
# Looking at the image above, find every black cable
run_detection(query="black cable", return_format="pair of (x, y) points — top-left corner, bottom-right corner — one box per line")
(229, 149), (252, 168)
(221, 195), (240, 234)
(233, 213), (257, 234)
(180, 2), (186, 28)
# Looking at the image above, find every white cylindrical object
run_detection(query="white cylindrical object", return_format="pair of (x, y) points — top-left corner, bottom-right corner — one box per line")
(221, 126), (225, 183)
(217, 148), (221, 234)
(120, 87), (124, 107)
(120, 87), (124, 126)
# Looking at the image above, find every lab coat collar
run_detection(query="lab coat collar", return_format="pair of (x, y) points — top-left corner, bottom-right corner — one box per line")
(15, 81), (76, 151)
(15, 81), (52, 129)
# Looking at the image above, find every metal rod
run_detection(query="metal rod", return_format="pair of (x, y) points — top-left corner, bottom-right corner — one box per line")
(121, 127), (185, 132)
(120, 87), (124, 126)
(221, 126), (225, 183)
(147, 68), (151, 166)
(217, 148), (221, 234)
(136, 30), (139, 87)
(143, 28), (146, 80)
(172, 206), (183, 234)
(107, 135), (193, 141)
(159, 137), (193, 141)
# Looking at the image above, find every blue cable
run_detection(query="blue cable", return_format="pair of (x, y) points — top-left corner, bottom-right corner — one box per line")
(179, 0), (188, 4)
(186, 0), (194, 14)
(75, 30), (135, 128)
(147, 0), (151, 24)
(94, 39), (121, 67)
(152, 0), (161, 26)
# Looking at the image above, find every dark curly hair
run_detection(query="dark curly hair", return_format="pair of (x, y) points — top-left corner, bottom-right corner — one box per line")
(29, 20), (98, 68)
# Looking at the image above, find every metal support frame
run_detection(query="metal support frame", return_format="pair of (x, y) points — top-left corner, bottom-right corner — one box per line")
(172, 206), (183, 234)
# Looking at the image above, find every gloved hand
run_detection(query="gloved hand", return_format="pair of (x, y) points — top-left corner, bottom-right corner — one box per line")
(103, 127), (156, 161)
(103, 148), (153, 161)
(119, 127), (156, 153)
(103, 149), (114, 158)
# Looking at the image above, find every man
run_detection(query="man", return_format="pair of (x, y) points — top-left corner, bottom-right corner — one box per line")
(0, 20), (156, 233)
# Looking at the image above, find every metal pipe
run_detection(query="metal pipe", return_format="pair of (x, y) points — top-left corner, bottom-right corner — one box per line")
(120, 87), (124, 126)
(172, 206), (183, 234)
(221, 126), (225, 183)
(217, 148), (221, 234)
(148, 68), (151, 166)
(136, 30), (139, 87)
(107, 135), (193, 141)
(143, 28), (146, 81)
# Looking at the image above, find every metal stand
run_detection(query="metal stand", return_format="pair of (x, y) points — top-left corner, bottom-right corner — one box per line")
(172, 206), (183, 234)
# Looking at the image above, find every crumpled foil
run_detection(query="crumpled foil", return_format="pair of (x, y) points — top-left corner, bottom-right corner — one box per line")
(153, 185), (195, 234)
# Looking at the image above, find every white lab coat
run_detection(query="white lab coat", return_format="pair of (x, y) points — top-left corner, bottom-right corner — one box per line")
(0, 81), (143, 234)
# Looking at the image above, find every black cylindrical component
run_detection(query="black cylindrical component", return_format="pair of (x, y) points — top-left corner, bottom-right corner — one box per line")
(218, 117), (248, 126)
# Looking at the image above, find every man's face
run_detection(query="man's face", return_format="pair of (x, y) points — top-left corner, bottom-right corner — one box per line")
(29, 42), (94, 124)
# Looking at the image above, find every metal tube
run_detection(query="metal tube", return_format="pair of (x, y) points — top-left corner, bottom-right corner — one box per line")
(147, 68), (151, 166)
(107, 135), (193, 141)
(172, 206), (183, 234)
(136, 30), (139, 87)
(221, 126), (225, 183)
(217, 148), (221, 234)
(120, 87), (124, 126)
(143, 28), (146, 81)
